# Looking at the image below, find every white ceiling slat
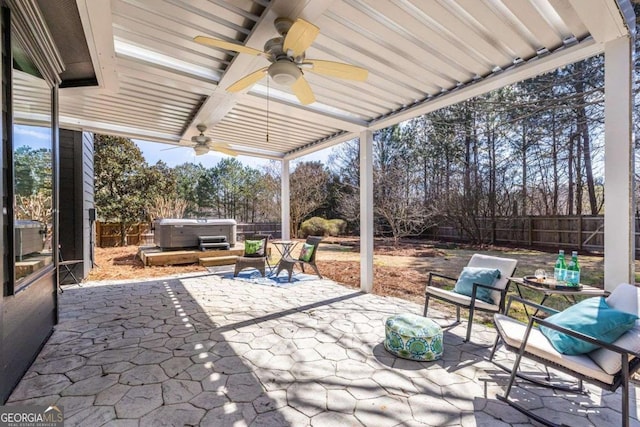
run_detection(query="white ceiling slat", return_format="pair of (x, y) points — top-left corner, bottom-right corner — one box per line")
(499, 1), (565, 50)
(364, 0), (489, 76)
(102, 87), (199, 114)
(238, 95), (367, 132)
(112, 25), (228, 72)
(547, 0), (589, 38)
(406, 0), (513, 68)
(315, 10), (459, 91)
(215, 110), (337, 138)
(118, 80), (203, 106)
(60, 97), (190, 127)
(116, 57), (217, 93)
(322, 2), (470, 86)
(59, 103), (185, 133)
(116, 0), (251, 43)
(455, 1), (535, 59)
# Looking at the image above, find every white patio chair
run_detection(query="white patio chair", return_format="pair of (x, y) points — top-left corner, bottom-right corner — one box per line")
(492, 283), (640, 427)
(423, 253), (518, 342)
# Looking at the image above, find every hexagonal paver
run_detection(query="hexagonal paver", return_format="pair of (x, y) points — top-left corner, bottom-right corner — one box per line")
(160, 357), (193, 377)
(355, 395), (413, 427)
(131, 349), (172, 365)
(225, 373), (264, 402)
(336, 360), (376, 380)
(120, 365), (169, 385)
(199, 402), (256, 426)
(286, 382), (327, 417)
(189, 391), (229, 410)
(61, 374), (118, 396)
(32, 355), (86, 374)
(139, 403), (205, 427)
(162, 379), (202, 404)
(115, 384), (162, 418)
(290, 360), (335, 380)
(95, 383), (131, 406)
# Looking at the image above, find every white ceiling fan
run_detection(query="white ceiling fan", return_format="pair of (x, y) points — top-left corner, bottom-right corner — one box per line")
(194, 17), (368, 105)
(164, 124), (237, 156)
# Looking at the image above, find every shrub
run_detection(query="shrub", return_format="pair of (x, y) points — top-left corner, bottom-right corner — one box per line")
(299, 217), (347, 237)
(299, 217), (327, 237)
(327, 219), (347, 236)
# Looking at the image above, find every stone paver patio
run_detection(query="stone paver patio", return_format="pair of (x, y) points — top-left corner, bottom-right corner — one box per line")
(6, 272), (640, 426)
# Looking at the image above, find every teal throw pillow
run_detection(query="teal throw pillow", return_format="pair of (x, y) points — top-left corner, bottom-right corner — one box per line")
(540, 297), (638, 355)
(299, 243), (314, 262)
(452, 267), (501, 304)
(244, 239), (264, 257)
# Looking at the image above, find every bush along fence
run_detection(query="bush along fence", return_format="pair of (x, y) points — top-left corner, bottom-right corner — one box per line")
(96, 221), (282, 247)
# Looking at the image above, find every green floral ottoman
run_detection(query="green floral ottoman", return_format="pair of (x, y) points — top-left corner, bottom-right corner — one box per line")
(384, 313), (443, 361)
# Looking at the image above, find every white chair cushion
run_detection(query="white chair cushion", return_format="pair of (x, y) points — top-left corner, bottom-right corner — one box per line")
(426, 286), (500, 312)
(589, 283), (640, 374)
(467, 254), (518, 305)
(494, 314), (614, 385)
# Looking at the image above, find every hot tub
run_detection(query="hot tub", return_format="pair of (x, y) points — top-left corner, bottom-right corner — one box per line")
(15, 220), (45, 256)
(153, 218), (237, 249)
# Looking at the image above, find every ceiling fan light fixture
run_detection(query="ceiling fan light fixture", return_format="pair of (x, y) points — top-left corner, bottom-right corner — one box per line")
(193, 145), (209, 156)
(268, 61), (301, 85)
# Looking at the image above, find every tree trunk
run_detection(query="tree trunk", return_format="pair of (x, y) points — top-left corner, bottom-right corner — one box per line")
(521, 121), (527, 216)
(120, 222), (127, 246)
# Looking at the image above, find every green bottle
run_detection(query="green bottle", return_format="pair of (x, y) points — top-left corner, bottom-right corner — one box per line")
(554, 250), (566, 282)
(566, 251), (580, 286)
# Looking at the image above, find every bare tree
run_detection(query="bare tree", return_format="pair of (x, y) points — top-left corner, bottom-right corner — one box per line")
(289, 161), (330, 237)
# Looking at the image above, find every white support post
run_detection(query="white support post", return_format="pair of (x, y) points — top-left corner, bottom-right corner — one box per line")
(281, 159), (291, 240)
(604, 35), (635, 291)
(360, 130), (374, 293)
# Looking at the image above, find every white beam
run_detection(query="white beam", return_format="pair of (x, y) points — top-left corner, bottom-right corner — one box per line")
(76, 0), (119, 92)
(567, 0), (634, 43)
(360, 130), (373, 293)
(281, 159), (291, 240)
(604, 35), (635, 291)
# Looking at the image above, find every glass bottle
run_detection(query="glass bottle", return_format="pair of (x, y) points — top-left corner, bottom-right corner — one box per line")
(566, 251), (580, 286)
(554, 250), (567, 283)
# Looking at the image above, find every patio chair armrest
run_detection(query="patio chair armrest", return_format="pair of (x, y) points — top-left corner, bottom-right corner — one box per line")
(533, 316), (640, 357)
(428, 271), (457, 286)
(504, 295), (560, 317)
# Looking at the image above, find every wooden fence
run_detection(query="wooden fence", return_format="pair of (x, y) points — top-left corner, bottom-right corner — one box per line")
(96, 221), (281, 247)
(423, 215), (632, 254)
(96, 222), (151, 247)
(96, 216), (637, 255)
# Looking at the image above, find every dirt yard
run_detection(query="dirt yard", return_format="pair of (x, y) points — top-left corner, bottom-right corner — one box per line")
(87, 238), (609, 317)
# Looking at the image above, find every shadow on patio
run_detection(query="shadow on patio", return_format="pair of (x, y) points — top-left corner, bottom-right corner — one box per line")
(6, 273), (640, 426)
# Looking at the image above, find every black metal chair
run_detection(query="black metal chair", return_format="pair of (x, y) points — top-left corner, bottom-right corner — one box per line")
(58, 246), (83, 293)
(491, 284), (640, 427)
(424, 253), (518, 342)
(274, 236), (322, 282)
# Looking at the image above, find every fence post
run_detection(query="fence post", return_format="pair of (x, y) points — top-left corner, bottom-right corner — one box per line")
(578, 215), (583, 250)
(96, 221), (101, 248)
(527, 216), (533, 246)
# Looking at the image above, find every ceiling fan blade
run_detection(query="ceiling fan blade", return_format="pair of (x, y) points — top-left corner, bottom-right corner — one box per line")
(194, 36), (264, 56)
(291, 76), (316, 105)
(210, 142), (238, 157)
(304, 59), (368, 81)
(227, 67), (268, 92)
(160, 145), (186, 152)
(283, 19), (319, 57)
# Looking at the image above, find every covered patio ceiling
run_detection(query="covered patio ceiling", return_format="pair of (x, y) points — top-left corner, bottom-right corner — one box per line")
(53, 0), (634, 160)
